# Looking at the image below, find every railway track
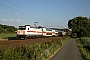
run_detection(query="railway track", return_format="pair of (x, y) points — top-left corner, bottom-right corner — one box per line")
(0, 37), (61, 48)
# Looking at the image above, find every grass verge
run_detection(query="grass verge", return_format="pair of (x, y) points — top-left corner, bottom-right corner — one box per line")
(76, 37), (90, 60)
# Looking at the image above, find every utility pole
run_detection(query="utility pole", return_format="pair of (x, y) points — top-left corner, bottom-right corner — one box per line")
(34, 22), (38, 27)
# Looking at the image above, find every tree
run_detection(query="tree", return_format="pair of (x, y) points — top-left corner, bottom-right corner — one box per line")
(68, 16), (90, 37)
(0, 26), (3, 33)
(0, 24), (17, 33)
(61, 28), (71, 35)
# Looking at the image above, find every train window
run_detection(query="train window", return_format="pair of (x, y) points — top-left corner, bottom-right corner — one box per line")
(19, 26), (26, 30)
(46, 28), (52, 31)
(28, 28), (29, 30)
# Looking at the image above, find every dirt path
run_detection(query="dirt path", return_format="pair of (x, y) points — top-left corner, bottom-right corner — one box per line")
(50, 38), (83, 60)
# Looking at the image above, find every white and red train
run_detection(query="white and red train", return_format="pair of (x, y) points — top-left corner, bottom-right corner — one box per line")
(16, 25), (66, 39)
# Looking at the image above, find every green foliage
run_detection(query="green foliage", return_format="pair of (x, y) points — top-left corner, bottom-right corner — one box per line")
(0, 24), (17, 33)
(61, 28), (71, 35)
(71, 33), (77, 37)
(0, 36), (71, 60)
(0, 33), (16, 40)
(68, 16), (90, 37)
(78, 37), (90, 50)
(77, 37), (90, 60)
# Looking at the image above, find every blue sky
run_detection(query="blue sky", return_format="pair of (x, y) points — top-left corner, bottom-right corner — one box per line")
(0, 0), (90, 28)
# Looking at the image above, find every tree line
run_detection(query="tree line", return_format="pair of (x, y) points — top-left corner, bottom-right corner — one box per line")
(0, 24), (17, 33)
(68, 16), (90, 37)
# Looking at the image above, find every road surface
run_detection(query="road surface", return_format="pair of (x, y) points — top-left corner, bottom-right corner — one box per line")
(50, 38), (83, 60)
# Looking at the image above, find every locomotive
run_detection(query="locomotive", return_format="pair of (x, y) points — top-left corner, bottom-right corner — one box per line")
(16, 25), (58, 39)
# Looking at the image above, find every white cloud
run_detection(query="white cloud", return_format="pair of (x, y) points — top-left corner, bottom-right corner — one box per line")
(14, 20), (20, 22)
(1, 19), (8, 22)
(9, 19), (13, 22)
(1, 19), (20, 22)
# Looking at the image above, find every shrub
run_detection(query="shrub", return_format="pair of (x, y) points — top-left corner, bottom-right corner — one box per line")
(0, 36), (71, 60)
(77, 37), (90, 60)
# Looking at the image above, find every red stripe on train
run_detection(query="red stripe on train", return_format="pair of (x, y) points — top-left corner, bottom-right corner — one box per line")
(27, 31), (57, 34)
(27, 31), (42, 33)
(27, 31), (36, 32)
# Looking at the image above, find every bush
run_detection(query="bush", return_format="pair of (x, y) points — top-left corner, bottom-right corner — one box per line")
(77, 37), (90, 60)
(0, 36), (71, 60)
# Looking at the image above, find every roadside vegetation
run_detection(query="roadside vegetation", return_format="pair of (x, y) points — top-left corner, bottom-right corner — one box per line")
(77, 37), (90, 60)
(0, 36), (71, 60)
(68, 16), (90, 60)
(68, 16), (90, 38)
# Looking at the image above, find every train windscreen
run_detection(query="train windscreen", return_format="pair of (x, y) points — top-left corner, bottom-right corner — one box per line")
(19, 26), (26, 30)
(46, 28), (52, 31)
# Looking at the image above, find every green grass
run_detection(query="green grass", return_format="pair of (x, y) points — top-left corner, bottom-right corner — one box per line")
(0, 33), (16, 40)
(77, 37), (90, 60)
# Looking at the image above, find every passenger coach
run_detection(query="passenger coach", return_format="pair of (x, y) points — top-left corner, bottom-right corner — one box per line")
(16, 25), (58, 39)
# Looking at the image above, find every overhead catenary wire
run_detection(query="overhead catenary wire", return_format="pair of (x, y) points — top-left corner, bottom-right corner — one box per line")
(0, 4), (39, 23)
(0, 5), (31, 20)
(0, 4), (34, 18)
(0, 0), (45, 27)
(5, 0), (42, 21)
(0, 6), (19, 16)
(0, 10), (29, 20)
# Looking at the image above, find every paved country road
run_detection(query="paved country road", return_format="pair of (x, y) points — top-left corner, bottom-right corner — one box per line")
(50, 38), (83, 60)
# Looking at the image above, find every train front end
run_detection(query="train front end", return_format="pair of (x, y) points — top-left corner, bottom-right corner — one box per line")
(17, 26), (26, 39)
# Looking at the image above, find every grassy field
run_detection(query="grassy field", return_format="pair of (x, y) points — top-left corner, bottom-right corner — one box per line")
(77, 37), (90, 60)
(0, 33), (17, 40)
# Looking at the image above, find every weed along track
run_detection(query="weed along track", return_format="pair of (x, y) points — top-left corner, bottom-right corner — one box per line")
(0, 36), (71, 60)
(0, 37), (61, 47)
